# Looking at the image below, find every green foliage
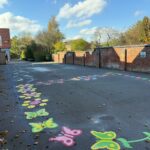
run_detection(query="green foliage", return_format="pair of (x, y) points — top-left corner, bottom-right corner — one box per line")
(36, 30), (52, 50)
(32, 44), (51, 62)
(11, 34), (33, 59)
(45, 54), (52, 61)
(33, 51), (46, 62)
(70, 39), (90, 51)
(54, 42), (66, 53)
(141, 16), (150, 43)
(108, 16), (150, 46)
(36, 16), (64, 52)
(11, 16), (64, 61)
(48, 16), (64, 43)
(26, 41), (36, 60)
(20, 50), (26, 60)
(10, 36), (20, 58)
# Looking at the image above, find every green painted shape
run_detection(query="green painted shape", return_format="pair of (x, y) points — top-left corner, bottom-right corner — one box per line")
(22, 103), (29, 107)
(19, 95), (26, 98)
(143, 132), (150, 137)
(24, 97), (31, 99)
(128, 132), (150, 143)
(42, 99), (49, 102)
(91, 140), (120, 150)
(25, 109), (49, 119)
(117, 138), (132, 148)
(29, 118), (58, 133)
(91, 131), (116, 140)
(118, 132), (150, 148)
(27, 105), (35, 109)
(39, 103), (47, 106)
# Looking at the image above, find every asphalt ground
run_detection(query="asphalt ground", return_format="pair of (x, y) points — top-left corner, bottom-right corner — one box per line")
(0, 61), (150, 150)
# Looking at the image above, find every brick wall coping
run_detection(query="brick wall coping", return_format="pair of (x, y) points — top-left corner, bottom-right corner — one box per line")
(99, 44), (150, 49)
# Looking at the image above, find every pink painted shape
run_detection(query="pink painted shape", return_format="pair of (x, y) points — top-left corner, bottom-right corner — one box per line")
(25, 92), (36, 97)
(49, 127), (82, 147)
(49, 136), (75, 146)
(62, 126), (82, 136)
(30, 100), (41, 105)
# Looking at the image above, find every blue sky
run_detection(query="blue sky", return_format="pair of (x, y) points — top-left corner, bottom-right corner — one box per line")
(0, 0), (149, 41)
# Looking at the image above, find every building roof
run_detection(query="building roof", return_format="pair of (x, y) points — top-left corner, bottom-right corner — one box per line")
(0, 28), (11, 49)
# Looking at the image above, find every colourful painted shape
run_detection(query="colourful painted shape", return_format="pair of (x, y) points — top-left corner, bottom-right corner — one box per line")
(22, 99), (48, 108)
(91, 140), (120, 150)
(39, 103), (47, 106)
(24, 92), (37, 97)
(91, 131), (120, 150)
(91, 131), (117, 140)
(117, 132), (150, 149)
(29, 118), (58, 133)
(30, 100), (41, 105)
(49, 126), (82, 147)
(28, 105), (35, 109)
(42, 99), (49, 102)
(24, 109), (49, 119)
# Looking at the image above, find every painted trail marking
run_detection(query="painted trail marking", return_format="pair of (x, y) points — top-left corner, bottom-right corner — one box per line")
(49, 127), (82, 147)
(91, 131), (150, 150)
(24, 109), (49, 120)
(29, 118), (58, 133)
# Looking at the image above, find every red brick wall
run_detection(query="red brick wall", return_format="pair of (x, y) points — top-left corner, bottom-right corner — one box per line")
(65, 52), (74, 64)
(127, 46), (150, 72)
(52, 52), (66, 63)
(0, 52), (6, 64)
(74, 51), (85, 65)
(100, 47), (124, 70)
(0, 28), (11, 49)
(53, 45), (150, 73)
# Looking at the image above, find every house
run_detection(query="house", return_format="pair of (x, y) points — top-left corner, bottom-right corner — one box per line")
(0, 28), (11, 62)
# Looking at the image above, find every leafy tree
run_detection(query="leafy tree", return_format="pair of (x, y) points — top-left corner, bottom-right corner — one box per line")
(36, 30), (52, 51)
(36, 16), (64, 53)
(70, 39), (90, 51)
(106, 16), (150, 46)
(141, 16), (150, 43)
(10, 36), (20, 58)
(54, 41), (66, 53)
(26, 40), (37, 60)
(48, 16), (64, 43)
(11, 34), (33, 58)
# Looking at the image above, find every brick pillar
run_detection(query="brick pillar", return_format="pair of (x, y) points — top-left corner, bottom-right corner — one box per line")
(64, 54), (66, 64)
(99, 50), (101, 68)
(72, 53), (75, 64)
(124, 49), (127, 71)
(83, 54), (86, 66)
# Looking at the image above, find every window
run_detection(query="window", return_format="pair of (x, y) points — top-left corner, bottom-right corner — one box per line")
(140, 51), (146, 58)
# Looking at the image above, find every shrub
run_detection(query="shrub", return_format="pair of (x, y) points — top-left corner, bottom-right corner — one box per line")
(45, 54), (52, 61)
(33, 50), (46, 62)
(20, 50), (26, 60)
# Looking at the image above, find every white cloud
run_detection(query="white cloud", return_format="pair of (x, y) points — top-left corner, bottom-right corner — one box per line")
(80, 27), (98, 35)
(134, 10), (143, 17)
(57, 0), (107, 28)
(57, 0), (107, 20)
(0, 0), (8, 8)
(0, 12), (41, 35)
(66, 19), (92, 28)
